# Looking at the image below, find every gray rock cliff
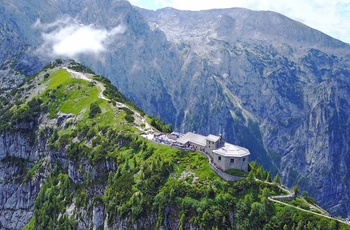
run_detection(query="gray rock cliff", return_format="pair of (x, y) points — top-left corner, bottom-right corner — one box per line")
(139, 7), (350, 217)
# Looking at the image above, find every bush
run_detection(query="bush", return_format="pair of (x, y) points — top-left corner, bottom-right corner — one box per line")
(11, 98), (42, 125)
(149, 116), (173, 133)
(58, 134), (71, 148)
(89, 102), (101, 118)
(304, 195), (316, 205)
(87, 128), (97, 140)
(125, 114), (135, 123)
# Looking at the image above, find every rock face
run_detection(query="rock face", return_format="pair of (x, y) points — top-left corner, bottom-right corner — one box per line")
(1, 0), (350, 217)
(140, 7), (350, 217)
(0, 130), (46, 229)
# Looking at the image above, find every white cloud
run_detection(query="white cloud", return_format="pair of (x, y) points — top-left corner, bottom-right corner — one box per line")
(35, 18), (126, 58)
(128, 0), (350, 44)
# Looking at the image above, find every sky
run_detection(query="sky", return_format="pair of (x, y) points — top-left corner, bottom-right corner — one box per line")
(128, 0), (350, 44)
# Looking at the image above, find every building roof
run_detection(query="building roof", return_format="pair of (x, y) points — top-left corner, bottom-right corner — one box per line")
(213, 143), (250, 158)
(177, 132), (207, 147)
(206, 134), (221, 142)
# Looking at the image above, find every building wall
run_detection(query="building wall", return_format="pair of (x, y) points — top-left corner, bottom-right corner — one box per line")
(212, 153), (249, 172)
(189, 142), (206, 152)
(205, 140), (218, 158)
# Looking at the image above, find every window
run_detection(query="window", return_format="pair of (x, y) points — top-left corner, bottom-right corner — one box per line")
(243, 157), (245, 162)
(230, 158), (234, 164)
(218, 156), (221, 161)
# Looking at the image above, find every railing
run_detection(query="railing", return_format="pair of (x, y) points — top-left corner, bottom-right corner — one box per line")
(270, 193), (295, 201)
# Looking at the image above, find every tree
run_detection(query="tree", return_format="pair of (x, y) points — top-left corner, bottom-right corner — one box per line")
(328, 220), (338, 229)
(89, 102), (101, 118)
(259, 187), (270, 214)
(293, 185), (299, 197)
(273, 174), (281, 184)
(179, 213), (185, 230)
(51, 129), (59, 143)
(248, 202), (265, 228)
(265, 171), (272, 182)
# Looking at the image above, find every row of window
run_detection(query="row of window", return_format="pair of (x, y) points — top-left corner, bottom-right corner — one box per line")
(217, 157), (246, 163)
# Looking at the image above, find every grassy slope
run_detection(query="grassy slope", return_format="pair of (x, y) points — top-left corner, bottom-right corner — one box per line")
(16, 64), (348, 230)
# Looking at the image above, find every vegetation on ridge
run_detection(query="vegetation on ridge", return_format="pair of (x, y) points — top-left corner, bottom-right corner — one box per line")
(0, 60), (344, 229)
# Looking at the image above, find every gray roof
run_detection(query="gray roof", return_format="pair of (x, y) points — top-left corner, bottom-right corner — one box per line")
(206, 134), (220, 142)
(177, 132), (207, 147)
(213, 143), (250, 157)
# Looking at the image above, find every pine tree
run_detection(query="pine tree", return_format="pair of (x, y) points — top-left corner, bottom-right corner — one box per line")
(273, 174), (281, 184)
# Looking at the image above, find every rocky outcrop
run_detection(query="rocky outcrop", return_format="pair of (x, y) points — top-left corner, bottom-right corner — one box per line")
(0, 134), (47, 229)
(0, 119), (117, 229)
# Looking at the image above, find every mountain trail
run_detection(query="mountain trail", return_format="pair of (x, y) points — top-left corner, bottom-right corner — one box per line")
(64, 67), (109, 101)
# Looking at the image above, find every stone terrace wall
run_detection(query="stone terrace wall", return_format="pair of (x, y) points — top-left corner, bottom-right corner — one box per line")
(197, 151), (246, 182)
(209, 164), (246, 182)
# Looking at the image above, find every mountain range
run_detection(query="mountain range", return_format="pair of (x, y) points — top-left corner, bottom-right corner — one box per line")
(1, 0), (350, 217)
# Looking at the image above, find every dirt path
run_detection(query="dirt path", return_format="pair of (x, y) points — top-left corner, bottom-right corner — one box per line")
(256, 179), (349, 225)
(268, 197), (349, 225)
(65, 67), (153, 134)
(65, 68), (109, 101)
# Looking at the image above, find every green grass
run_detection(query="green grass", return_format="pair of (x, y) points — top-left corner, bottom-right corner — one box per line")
(285, 197), (311, 210)
(24, 159), (44, 183)
(23, 217), (35, 230)
(225, 168), (248, 177)
(46, 69), (70, 90)
(59, 82), (98, 115)
(42, 69), (131, 131)
(41, 69), (99, 117)
(55, 81), (98, 115)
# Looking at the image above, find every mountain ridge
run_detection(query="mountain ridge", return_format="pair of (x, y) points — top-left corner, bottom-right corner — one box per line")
(0, 60), (347, 229)
(139, 6), (349, 51)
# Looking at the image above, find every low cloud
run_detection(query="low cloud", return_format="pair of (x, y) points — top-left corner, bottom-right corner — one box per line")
(34, 18), (126, 58)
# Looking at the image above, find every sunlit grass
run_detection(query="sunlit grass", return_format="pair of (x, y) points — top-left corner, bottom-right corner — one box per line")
(42, 69), (99, 117)
(46, 69), (70, 90)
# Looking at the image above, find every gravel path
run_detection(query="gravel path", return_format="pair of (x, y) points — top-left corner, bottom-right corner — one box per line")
(65, 68), (109, 101)
(65, 67), (152, 134)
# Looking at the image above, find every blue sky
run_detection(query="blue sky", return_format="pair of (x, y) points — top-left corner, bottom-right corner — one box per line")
(128, 0), (350, 44)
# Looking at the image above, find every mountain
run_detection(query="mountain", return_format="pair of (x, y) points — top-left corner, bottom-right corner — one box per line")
(1, 60), (344, 229)
(1, 0), (350, 217)
(138, 7), (350, 217)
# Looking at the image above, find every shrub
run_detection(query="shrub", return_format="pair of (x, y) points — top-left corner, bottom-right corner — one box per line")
(125, 114), (135, 123)
(149, 116), (173, 133)
(59, 134), (71, 148)
(89, 102), (101, 118)
(87, 128), (97, 140)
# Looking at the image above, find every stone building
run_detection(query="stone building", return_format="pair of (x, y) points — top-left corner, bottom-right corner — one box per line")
(212, 143), (250, 172)
(177, 132), (250, 172)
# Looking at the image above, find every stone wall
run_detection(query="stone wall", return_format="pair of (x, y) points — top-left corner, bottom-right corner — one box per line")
(209, 164), (246, 182)
(197, 151), (246, 182)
